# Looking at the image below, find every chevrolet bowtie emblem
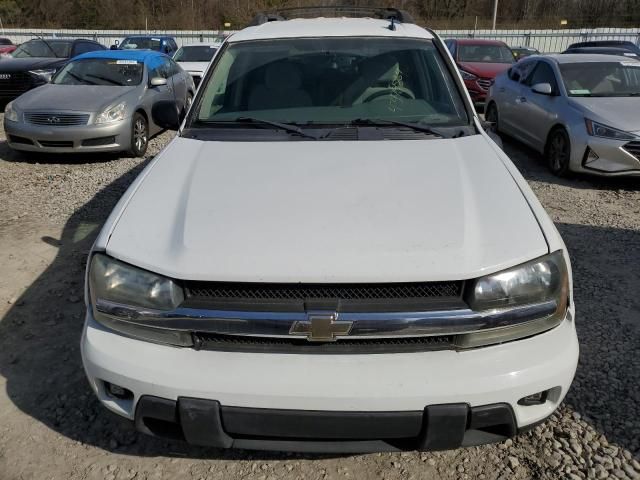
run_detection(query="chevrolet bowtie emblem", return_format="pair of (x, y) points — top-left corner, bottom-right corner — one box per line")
(290, 312), (353, 342)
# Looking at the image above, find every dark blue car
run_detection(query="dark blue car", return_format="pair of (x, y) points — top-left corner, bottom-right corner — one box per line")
(111, 35), (178, 56)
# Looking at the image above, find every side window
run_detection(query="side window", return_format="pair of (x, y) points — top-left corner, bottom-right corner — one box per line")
(147, 57), (168, 80)
(518, 60), (537, 84)
(508, 65), (522, 82)
(73, 41), (102, 56)
(169, 59), (181, 76)
(527, 62), (559, 93)
(444, 40), (456, 57)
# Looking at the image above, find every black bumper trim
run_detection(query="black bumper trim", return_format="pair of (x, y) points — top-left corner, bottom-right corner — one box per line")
(134, 396), (519, 452)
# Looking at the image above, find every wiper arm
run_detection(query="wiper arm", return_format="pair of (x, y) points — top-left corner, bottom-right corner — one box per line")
(85, 74), (123, 86)
(36, 36), (60, 58)
(66, 71), (96, 85)
(350, 118), (449, 138)
(232, 117), (320, 140)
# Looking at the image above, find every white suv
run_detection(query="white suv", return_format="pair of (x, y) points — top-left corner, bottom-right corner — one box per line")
(82, 8), (578, 453)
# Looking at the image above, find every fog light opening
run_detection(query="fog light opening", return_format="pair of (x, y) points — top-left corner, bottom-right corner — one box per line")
(583, 147), (599, 166)
(104, 382), (133, 401)
(518, 390), (549, 406)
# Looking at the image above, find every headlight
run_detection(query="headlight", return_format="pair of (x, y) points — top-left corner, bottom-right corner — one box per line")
(457, 251), (570, 348)
(29, 68), (57, 82)
(585, 118), (635, 140)
(4, 101), (19, 122)
(89, 254), (190, 346)
(95, 102), (126, 124)
(459, 69), (478, 81)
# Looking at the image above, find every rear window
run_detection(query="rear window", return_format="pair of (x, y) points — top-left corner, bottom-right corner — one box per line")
(194, 37), (469, 127)
(12, 39), (72, 58)
(174, 45), (218, 62)
(458, 44), (515, 64)
(121, 37), (162, 51)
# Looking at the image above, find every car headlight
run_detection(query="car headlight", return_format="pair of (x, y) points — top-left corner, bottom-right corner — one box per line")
(29, 68), (57, 82)
(457, 251), (570, 348)
(459, 69), (478, 81)
(95, 102), (127, 124)
(4, 101), (19, 122)
(89, 254), (190, 346)
(585, 118), (635, 140)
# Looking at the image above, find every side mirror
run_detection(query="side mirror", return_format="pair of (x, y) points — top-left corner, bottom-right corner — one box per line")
(532, 82), (553, 95)
(150, 77), (167, 87)
(152, 100), (180, 131)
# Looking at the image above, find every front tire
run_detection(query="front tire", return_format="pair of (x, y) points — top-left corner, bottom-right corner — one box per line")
(129, 112), (148, 158)
(546, 128), (572, 177)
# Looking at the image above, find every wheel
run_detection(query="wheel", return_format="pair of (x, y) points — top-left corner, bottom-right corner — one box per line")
(485, 102), (499, 133)
(129, 112), (148, 157)
(546, 128), (572, 177)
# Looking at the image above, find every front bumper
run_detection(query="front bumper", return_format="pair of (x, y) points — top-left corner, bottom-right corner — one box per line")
(81, 309), (578, 452)
(4, 118), (132, 153)
(573, 135), (640, 176)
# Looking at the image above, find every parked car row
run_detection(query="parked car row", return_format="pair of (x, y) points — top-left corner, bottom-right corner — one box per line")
(4, 49), (194, 156)
(0, 35), (221, 157)
(486, 53), (640, 177)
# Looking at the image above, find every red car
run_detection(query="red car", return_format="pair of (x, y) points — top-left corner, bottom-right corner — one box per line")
(0, 38), (16, 55)
(444, 39), (515, 107)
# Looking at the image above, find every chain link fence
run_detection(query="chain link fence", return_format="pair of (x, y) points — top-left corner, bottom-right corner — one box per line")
(2, 27), (639, 53)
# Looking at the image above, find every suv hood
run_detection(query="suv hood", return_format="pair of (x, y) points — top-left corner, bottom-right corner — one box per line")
(106, 135), (548, 282)
(569, 96), (640, 133)
(0, 57), (67, 72)
(15, 84), (135, 112)
(458, 61), (512, 78)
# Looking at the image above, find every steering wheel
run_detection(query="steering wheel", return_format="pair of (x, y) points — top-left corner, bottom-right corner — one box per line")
(362, 87), (415, 103)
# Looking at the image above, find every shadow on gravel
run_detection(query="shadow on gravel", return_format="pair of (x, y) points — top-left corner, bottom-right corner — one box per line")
(0, 156), (638, 460)
(502, 135), (640, 193)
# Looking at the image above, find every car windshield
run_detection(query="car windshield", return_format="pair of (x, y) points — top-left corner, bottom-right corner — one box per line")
(12, 39), (72, 58)
(174, 45), (217, 62)
(457, 44), (514, 63)
(53, 58), (144, 86)
(193, 37), (469, 127)
(121, 37), (162, 51)
(560, 61), (640, 97)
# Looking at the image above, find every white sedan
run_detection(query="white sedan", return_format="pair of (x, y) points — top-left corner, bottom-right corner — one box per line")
(173, 43), (219, 89)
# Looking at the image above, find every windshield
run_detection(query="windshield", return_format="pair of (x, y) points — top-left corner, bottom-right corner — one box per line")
(560, 61), (640, 96)
(121, 37), (162, 51)
(53, 58), (144, 86)
(12, 40), (72, 58)
(174, 45), (217, 62)
(457, 44), (514, 63)
(194, 37), (468, 127)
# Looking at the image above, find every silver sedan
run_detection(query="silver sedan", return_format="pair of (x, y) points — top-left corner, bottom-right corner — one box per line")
(486, 54), (640, 177)
(4, 49), (195, 157)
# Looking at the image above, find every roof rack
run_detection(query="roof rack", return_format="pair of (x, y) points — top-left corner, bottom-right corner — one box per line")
(248, 6), (415, 27)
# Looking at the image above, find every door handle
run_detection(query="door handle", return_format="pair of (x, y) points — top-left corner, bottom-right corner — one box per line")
(516, 96), (527, 103)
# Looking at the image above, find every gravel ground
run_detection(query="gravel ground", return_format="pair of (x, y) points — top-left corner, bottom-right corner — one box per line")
(0, 115), (638, 480)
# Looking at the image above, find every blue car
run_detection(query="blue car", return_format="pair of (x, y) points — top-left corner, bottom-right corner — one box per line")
(111, 35), (178, 56)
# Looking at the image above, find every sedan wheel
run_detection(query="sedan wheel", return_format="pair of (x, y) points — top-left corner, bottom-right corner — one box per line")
(130, 113), (149, 157)
(485, 103), (499, 132)
(546, 128), (571, 177)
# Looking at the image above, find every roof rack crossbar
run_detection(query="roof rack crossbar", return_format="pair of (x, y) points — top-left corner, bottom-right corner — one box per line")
(249, 6), (415, 27)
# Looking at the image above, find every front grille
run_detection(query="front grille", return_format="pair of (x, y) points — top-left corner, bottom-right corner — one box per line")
(623, 141), (640, 160)
(193, 331), (455, 354)
(0, 72), (33, 96)
(38, 140), (74, 148)
(186, 281), (463, 301)
(477, 78), (493, 90)
(25, 112), (90, 126)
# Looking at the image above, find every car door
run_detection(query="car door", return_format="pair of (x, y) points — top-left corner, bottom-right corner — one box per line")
(167, 58), (189, 109)
(145, 57), (175, 132)
(515, 60), (562, 150)
(497, 59), (536, 137)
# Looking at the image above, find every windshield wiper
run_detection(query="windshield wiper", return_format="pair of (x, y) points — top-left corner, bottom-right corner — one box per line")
(36, 36), (60, 58)
(204, 117), (321, 140)
(349, 118), (450, 138)
(66, 71), (96, 85)
(85, 74), (123, 86)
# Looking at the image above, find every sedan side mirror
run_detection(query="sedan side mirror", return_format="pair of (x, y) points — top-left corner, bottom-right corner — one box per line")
(152, 100), (180, 131)
(531, 83), (553, 95)
(150, 77), (167, 87)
